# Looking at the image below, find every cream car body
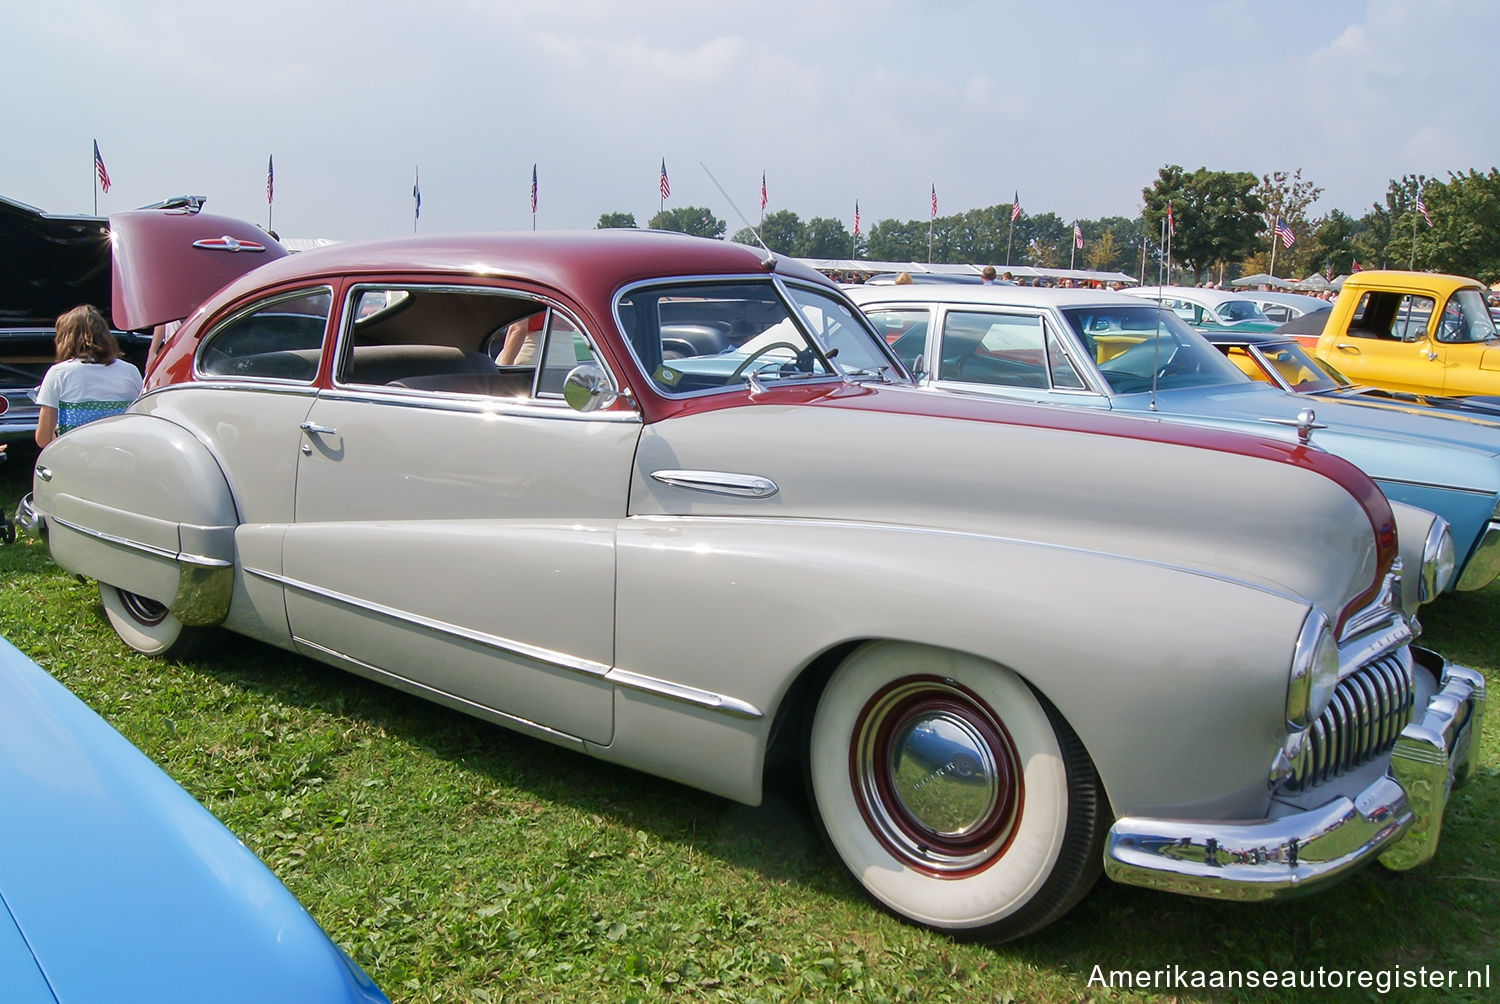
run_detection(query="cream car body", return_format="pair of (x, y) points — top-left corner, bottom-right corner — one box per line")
(18, 209), (1483, 942)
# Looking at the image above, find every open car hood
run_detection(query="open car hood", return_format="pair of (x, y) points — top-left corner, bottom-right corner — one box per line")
(109, 207), (287, 330)
(0, 196), (111, 327)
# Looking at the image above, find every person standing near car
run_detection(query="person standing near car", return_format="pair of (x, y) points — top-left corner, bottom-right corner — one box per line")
(34, 305), (143, 447)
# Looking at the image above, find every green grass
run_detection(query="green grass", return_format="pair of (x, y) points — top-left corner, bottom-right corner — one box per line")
(2, 440), (1497, 1003)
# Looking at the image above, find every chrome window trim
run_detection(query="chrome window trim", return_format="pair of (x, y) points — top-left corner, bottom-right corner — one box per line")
(331, 282), (618, 403)
(251, 566), (761, 720)
(611, 273), (901, 401)
(311, 385), (642, 423)
(192, 284), (336, 385)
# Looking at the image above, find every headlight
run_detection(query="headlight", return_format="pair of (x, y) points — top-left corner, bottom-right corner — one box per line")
(1287, 608), (1339, 728)
(1420, 517), (1455, 603)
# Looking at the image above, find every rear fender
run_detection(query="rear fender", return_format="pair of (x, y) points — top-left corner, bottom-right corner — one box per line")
(33, 414), (236, 625)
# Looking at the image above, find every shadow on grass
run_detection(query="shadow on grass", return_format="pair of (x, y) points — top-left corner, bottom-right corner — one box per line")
(154, 608), (1500, 988)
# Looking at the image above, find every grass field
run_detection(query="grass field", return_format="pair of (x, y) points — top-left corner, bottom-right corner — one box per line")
(2, 439), (1496, 1003)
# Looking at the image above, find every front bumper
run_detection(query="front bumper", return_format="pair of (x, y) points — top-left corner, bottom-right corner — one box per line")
(1103, 646), (1484, 901)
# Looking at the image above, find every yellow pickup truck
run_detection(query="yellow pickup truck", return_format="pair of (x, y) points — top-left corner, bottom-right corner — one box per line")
(1314, 270), (1500, 396)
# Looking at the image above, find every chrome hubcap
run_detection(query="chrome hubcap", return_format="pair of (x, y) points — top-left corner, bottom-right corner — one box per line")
(119, 590), (169, 627)
(851, 676), (1021, 876)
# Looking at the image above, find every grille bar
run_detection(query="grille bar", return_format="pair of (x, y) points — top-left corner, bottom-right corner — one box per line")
(1287, 649), (1415, 791)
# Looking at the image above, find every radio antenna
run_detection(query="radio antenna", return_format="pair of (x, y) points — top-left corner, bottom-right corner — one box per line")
(700, 161), (777, 271)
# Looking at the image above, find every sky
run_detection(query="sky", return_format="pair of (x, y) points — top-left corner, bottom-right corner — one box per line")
(4, 0), (1497, 243)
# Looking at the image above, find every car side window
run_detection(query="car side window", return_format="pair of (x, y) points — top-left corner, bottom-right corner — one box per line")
(197, 288), (332, 382)
(862, 309), (929, 372)
(334, 285), (603, 401)
(938, 311), (1050, 389)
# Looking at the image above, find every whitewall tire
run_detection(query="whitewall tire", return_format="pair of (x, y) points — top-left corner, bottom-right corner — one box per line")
(807, 641), (1106, 942)
(99, 583), (214, 660)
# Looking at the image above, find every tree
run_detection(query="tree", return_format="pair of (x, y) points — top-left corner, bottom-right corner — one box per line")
(803, 216), (854, 259)
(647, 207), (725, 239)
(1142, 165), (1265, 281)
(1084, 228), (1118, 272)
(730, 209), (805, 254)
(1253, 169), (1323, 276)
(596, 212), (637, 229)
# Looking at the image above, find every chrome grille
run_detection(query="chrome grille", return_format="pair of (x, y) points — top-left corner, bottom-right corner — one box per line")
(1287, 649), (1415, 791)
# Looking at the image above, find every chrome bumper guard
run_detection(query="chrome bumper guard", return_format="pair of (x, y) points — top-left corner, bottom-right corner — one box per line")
(1103, 647), (1484, 901)
(13, 492), (42, 540)
(1455, 519), (1500, 590)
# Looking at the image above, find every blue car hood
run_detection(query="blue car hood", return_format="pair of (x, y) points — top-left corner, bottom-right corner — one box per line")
(0, 638), (387, 1004)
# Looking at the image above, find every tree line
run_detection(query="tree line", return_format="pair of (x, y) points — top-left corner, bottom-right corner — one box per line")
(595, 166), (1500, 284)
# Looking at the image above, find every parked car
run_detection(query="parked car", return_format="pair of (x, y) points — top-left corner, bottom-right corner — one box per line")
(0, 195), (152, 439)
(1205, 326), (1500, 423)
(1313, 270), (1500, 397)
(1124, 285), (1280, 331)
(1240, 290), (1328, 324)
(849, 282), (1500, 595)
(16, 207), (1483, 943)
(0, 635), (387, 1003)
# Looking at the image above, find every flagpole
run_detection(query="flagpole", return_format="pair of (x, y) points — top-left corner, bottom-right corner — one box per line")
(1158, 218), (1166, 287)
(1268, 219), (1278, 280)
(1139, 232), (1147, 285)
(1410, 185), (1419, 270)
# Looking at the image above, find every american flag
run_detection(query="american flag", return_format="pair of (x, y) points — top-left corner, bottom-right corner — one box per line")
(760, 172), (767, 211)
(267, 155), (274, 205)
(1416, 187), (1433, 227)
(413, 167), (421, 220)
(530, 164), (538, 214)
(93, 140), (111, 193)
(1166, 202), (1174, 236)
(1274, 217), (1295, 248)
(1073, 221), (1083, 249)
(854, 201), (860, 237)
(659, 159), (670, 200)
(931, 183), (937, 219)
(1010, 191), (1021, 222)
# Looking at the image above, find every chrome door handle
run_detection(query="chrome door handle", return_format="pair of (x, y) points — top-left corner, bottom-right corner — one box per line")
(300, 421), (338, 436)
(1333, 343), (1359, 353)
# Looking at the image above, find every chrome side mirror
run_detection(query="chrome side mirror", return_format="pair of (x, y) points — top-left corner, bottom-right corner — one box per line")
(563, 364), (620, 413)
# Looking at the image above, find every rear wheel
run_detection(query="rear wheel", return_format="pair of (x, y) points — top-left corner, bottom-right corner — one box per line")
(807, 641), (1106, 942)
(99, 583), (215, 660)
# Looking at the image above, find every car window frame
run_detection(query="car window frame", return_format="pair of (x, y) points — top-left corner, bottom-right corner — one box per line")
(192, 284), (335, 386)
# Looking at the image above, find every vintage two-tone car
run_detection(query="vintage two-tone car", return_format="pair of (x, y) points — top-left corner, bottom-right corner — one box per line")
(849, 282), (1500, 597)
(1124, 285), (1280, 332)
(1205, 325), (1500, 425)
(16, 207), (1483, 942)
(1313, 270), (1500, 397)
(0, 635), (387, 1003)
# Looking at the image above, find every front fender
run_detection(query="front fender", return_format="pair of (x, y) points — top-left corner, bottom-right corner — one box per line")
(33, 413), (236, 625)
(611, 516), (1310, 819)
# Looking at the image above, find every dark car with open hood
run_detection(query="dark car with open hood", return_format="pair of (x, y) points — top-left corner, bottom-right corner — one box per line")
(0, 195), (152, 440)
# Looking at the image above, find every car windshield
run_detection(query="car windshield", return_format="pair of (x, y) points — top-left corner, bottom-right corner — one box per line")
(1060, 304), (1251, 394)
(1437, 289), (1500, 343)
(616, 279), (899, 396)
(1259, 341), (1345, 393)
(1215, 300), (1270, 324)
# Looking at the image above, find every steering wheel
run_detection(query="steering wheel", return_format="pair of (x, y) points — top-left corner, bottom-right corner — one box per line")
(730, 341), (803, 381)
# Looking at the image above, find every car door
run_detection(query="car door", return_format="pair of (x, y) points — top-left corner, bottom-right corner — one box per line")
(1325, 292), (1447, 394)
(927, 305), (1107, 408)
(283, 283), (640, 745)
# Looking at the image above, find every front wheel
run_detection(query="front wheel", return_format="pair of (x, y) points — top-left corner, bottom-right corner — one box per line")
(99, 583), (215, 660)
(807, 642), (1107, 942)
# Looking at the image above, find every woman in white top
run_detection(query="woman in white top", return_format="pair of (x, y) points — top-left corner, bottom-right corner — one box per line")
(34, 305), (144, 447)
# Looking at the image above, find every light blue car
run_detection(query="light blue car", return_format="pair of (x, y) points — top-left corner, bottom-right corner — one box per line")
(849, 283), (1500, 594)
(0, 636), (388, 1004)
